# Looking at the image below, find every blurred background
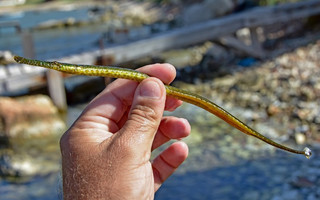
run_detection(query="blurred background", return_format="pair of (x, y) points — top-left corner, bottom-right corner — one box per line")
(0, 0), (320, 199)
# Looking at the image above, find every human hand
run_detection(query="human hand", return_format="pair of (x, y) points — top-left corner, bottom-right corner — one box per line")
(60, 63), (190, 200)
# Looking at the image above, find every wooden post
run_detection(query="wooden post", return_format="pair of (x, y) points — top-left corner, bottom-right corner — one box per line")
(47, 70), (67, 111)
(22, 30), (35, 59)
(249, 27), (264, 57)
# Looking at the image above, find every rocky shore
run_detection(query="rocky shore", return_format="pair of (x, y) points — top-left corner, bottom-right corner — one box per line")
(155, 40), (320, 199)
(1, 41), (320, 200)
(176, 40), (320, 145)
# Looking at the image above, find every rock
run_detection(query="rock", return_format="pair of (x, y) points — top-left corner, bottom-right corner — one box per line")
(290, 176), (314, 188)
(295, 133), (306, 145)
(160, 43), (212, 68)
(0, 51), (14, 65)
(198, 44), (233, 79)
(0, 150), (60, 178)
(0, 95), (66, 138)
(0, 95), (64, 178)
(35, 18), (78, 30)
(267, 103), (282, 116)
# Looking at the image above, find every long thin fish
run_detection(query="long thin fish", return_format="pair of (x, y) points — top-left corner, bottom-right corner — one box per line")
(14, 55), (312, 158)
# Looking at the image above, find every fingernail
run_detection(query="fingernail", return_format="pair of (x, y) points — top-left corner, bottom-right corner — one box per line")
(139, 80), (162, 99)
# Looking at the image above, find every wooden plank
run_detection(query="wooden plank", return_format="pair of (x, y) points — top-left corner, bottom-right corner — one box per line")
(3, 73), (45, 92)
(219, 35), (264, 59)
(0, 64), (47, 94)
(22, 64), (46, 74)
(7, 65), (22, 76)
(22, 31), (36, 59)
(92, 0), (320, 64)
(249, 27), (263, 53)
(47, 70), (67, 111)
(54, 0), (320, 66)
(0, 67), (7, 80)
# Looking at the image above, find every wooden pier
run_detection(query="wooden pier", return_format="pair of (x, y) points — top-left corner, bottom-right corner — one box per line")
(1, 0), (320, 109)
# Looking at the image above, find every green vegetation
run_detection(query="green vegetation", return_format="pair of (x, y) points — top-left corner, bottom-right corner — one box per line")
(25, 0), (87, 5)
(257, 0), (302, 6)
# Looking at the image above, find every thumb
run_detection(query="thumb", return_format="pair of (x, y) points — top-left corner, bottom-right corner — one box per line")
(118, 77), (166, 156)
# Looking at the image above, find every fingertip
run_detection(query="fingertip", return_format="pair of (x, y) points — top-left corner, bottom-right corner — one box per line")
(147, 63), (176, 76)
(165, 96), (183, 111)
(160, 63), (176, 78)
(138, 63), (176, 84)
(119, 77), (166, 151)
(152, 116), (190, 150)
(168, 141), (189, 159)
(138, 77), (164, 99)
(173, 118), (191, 139)
(180, 118), (191, 136)
(160, 117), (191, 139)
(152, 141), (189, 191)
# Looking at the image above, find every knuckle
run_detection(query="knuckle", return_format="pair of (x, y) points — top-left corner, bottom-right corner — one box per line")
(59, 132), (68, 150)
(130, 104), (159, 130)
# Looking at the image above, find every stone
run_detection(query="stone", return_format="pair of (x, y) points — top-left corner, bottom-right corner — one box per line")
(290, 176), (314, 188)
(267, 104), (282, 116)
(0, 95), (66, 138)
(0, 51), (14, 65)
(295, 133), (306, 145)
(198, 44), (232, 77)
(0, 150), (60, 177)
(0, 95), (64, 178)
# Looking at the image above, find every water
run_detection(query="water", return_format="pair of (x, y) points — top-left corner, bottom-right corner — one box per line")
(0, 7), (91, 29)
(0, 173), (62, 200)
(0, 6), (106, 60)
(0, 4), (174, 61)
